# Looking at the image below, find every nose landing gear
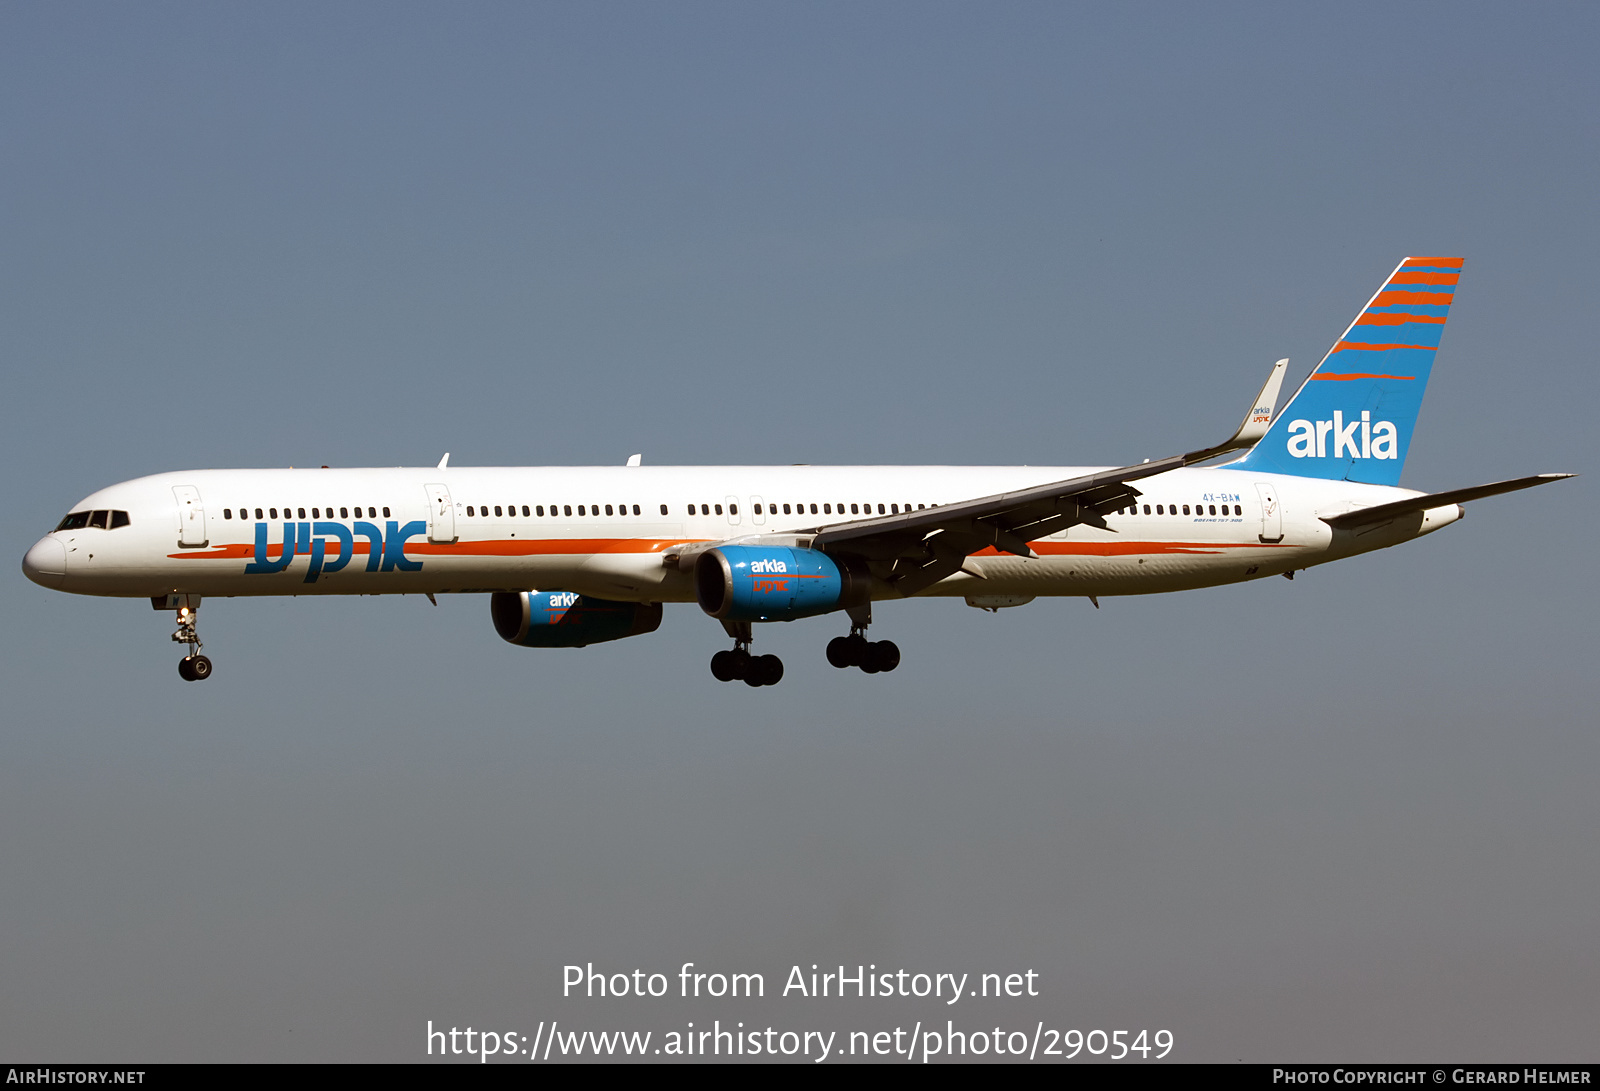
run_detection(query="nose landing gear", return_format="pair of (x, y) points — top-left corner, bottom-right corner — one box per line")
(170, 604), (213, 682)
(709, 620), (783, 687)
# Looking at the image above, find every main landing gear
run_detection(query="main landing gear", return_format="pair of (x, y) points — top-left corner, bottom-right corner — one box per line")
(826, 631), (900, 674)
(826, 604), (899, 674)
(171, 603), (213, 682)
(710, 620), (784, 687)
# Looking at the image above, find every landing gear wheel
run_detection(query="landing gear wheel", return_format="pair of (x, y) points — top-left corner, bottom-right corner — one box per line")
(870, 640), (900, 673)
(189, 655), (213, 681)
(743, 654), (784, 687)
(826, 636), (855, 669)
(712, 647), (753, 682)
(178, 657), (195, 681)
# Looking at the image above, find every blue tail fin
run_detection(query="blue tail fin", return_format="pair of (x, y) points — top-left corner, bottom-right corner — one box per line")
(1227, 257), (1461, 486)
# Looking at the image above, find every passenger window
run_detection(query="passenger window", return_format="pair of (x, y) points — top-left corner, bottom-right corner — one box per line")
(223, 509), (232, 520)
(1182, 505), (1190, 515)
(823, 503), (832, 514)
(659, 505), (668, 516)
(494, 505), (503, 517)
(715, 504), (724, 515)
(270, 508), (278, 519)
(605, 504), (614, 516)
(810, 504), (818, 514)
(382, 507), (390, 517)
(468, 506), (476, 516)
(579, 505), (587, 516)
(754, 503), (762, 515)
(632, 504), (640, 516)
(563, 505), (572, 516)
(877, 503), (886, 514)
(782, 503), (791, 515)
(311, 508), (318, 519)
(111, 510), (130, 528)
(729, 503), (737, 515)
(850, 504), (859, 514)
(1143, 505), (1151, 515)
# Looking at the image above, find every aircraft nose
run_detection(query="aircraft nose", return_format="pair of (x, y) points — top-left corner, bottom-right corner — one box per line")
(22, 536), (67, 588)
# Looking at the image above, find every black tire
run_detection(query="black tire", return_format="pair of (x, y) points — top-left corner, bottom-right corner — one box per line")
(727, 648), (751, 680)
(758, 654), (784, 686)
(711, 650), (737, 681)
(190, 655), (213, 680)
(178, 657), (196, 681)
(859, 644), (882, 675)
(874, 640), (900, 673)
(826, 636), (854, 668)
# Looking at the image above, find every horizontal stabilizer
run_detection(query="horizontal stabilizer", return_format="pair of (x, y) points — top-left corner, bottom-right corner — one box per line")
(1321, 473), (1575, 529)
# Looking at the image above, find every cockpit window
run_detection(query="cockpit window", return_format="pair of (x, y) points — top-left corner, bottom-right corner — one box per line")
(56, 509), (131, 531)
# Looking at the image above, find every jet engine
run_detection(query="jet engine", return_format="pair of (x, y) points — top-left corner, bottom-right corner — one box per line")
(695, 545), (868, 622)
(491, 591), (662, 648)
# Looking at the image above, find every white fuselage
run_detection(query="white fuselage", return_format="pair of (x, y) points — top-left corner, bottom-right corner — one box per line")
(26, 463), (1462, 604)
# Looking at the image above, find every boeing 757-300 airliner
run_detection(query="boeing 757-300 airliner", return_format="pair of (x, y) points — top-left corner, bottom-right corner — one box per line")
(22, 258), (1573, 685)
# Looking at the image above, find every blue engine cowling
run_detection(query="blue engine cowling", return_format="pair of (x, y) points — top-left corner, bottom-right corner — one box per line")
(695, 545), (868, 622)
(491, 591), (662, 648)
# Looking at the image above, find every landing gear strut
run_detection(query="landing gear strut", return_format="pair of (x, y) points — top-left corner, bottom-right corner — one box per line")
(825, 605), (899, 674)
(709, 620), (783, 687)
(171, 604), (213, 682)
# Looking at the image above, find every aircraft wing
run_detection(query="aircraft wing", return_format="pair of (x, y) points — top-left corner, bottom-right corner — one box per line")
(1320, 473), (1575, 530)
(799, 359), (1302, 595)
(806, 456), (1180, 594)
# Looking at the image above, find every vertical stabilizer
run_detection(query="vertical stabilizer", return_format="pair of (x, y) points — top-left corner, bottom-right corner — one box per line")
(1227, 257), (1461, 486)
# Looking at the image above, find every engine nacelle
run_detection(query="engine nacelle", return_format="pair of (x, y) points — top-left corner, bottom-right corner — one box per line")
(491, 591), (662, 648)
(695, 545), (867, 622)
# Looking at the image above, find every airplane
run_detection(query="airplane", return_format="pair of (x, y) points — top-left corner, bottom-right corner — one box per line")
(22, 257), (1573, 685)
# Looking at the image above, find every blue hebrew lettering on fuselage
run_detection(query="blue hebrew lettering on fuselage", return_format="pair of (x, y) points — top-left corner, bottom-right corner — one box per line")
(314, 521), (354, 573)
(245, 522), (298, 574)
(242, 519), (423, 577)
(353, 521), (384, 571)
(380, 520), (426, 572)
